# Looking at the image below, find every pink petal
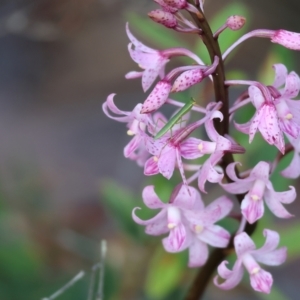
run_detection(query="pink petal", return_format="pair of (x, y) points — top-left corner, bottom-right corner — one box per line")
(272, 186), (296, 204)
(214, 260), (244, 290)
(144, 133), (167, 156)
(176, 148), (188, 185)
(141, 80), (171, 113)
(264, 190), (294, 218)
(250, 161), (270, 181)
(205, 111), (223, 141)
(221, 181), (253, 194)
(225, 162), (243, 182)
(249, 86), (265, 109)
(125, 70), (143, 79)
(198, 151), (224, 193)
(132, 207), (167, 227)
(241, 193), (265, 224)
(250, 269), (273, 294)
(180, 137), (204, 159)
(102, 93), (130, 122)
(144, 157), (160, 176)
(199, 225), (230, 248)
(222, 163), (254, 194)
(188, 239), (209, 267)
(142, 185), (166, 209)
(258, 105), (285, 153)
(282, 71), (300, 99)
(162, 224), (190, 252)
(158, 146), (176, 179)
(126, 23), (156, 52)
(254, 247), (287, 266)
(145, 220), (169, 236)
(204, 196), (233, 223)
(171, 185), (202, 210)
(281, 151), (300, 178)
(128, 46), (158, 68)
(171, 68), (203, 92)
(234, 119), (251, 134)
(272, 64), (288, 88)
(255, 229), (280, 254)
(271, 29), (300, 50)
(142, 66), (163, 92)
(124, 135), (141, 158)
(215, 135), (232, 151)
(234, 232), (256, 257)
(286, 99), (300, 126)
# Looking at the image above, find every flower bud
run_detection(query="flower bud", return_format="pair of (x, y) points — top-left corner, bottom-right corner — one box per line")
(172, 69), (203, 92)
(141, 80), (172, 113)
(226, 15), (246, 31)
(164, 0), (187, 9)
(271, 30), (300, 50)
(154, 0), (178, 13)
(148, 10), (177, 28)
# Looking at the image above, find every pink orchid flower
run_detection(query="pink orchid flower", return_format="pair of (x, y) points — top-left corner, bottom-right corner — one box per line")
(125, 23), (204, 92)
(198, 112), (245, 193)
(214, 230), (287, 294)
(143, 107), (223, 184)
(102, 94), (151, 164)
(132, 185), (201, 252)
(222, 161), (296, 224)
(133, 184), (233, 267)
(234, 85), (285, 153)
(271, 64), (300, 138)
(181, 195), (233, 267)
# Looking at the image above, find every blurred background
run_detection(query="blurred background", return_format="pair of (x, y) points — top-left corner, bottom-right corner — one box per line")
(1, 0), (300, 299)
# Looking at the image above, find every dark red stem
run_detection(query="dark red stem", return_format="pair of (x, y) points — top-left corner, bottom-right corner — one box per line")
(184, 3), (257, 300)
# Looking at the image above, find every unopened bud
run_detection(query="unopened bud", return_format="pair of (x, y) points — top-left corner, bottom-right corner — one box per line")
(154, 0), (178, 13)
(226, 15), (246, 31)
(164, 0), (187, 9)
(172, 69), (203, 92)
(148, 10), (177, 28)
(271, 30), (300, 50)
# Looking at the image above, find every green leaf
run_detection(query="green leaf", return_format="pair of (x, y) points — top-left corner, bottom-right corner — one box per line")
(217, 217), (239, 235)
(100, 179), (143, 241)
(277, 222), (300, 260)
(144, 245), (187, 299)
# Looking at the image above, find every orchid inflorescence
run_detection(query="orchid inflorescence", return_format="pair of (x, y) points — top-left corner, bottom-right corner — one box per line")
(103, 0), (300, 296)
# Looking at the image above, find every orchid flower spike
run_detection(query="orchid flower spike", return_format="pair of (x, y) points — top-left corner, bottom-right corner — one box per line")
(222, 161), (296, 224)
(214, 230), (287, 294)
